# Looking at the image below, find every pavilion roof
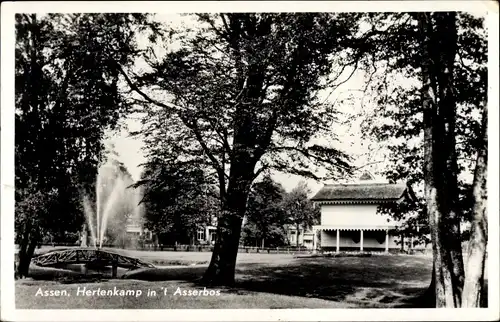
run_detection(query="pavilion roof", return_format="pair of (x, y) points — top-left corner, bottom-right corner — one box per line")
(311, 182), (410, 204)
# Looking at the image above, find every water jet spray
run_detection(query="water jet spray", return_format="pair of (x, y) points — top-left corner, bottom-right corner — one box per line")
(81, 159), (144, 249)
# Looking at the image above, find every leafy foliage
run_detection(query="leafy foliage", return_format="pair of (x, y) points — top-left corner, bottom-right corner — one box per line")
(15, 14), (156, 240)
(120, 13), (370, 284)
(127, 13), (364, 197)
(137, 159), (217, 245)
(14, 14), (157, 277)
(242, 175), (288, 247)
(356, 13), (486, 239)
(282, 181), (320, 246)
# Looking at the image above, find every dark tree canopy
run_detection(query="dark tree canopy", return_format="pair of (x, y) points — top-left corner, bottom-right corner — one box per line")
(243, 175), (288, 248)
(282, 181), (320, 247)
(137, 159), (217, 245)
(125, 13), (366, 190)
(14, 13), (157, 277)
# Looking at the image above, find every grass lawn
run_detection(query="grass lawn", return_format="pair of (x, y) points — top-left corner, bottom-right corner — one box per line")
(15, 248), (443, 309)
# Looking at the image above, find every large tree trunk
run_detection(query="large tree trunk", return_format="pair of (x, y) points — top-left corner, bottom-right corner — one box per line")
(17, 221), (40, 279)
(419, 12), (464, 308)
(462, 105), (488, 307)
(17, 221), (32, 279)
(435, 13), (465, 304)
(201, 204), (245, 286)
(202, 150), (256, 286)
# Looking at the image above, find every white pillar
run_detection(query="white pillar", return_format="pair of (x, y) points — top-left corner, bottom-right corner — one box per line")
(205, 226), (209, 243)
(336, 229), (340, 253)
(360, 230), (364, 251)
(385, 229), (389, 253)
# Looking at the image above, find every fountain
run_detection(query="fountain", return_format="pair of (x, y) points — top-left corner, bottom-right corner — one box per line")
(79, 158), (145, 249)
(32, 158), (154, 277)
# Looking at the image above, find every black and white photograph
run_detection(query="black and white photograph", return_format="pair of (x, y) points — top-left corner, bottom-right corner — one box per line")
(1, 1), (498, 321)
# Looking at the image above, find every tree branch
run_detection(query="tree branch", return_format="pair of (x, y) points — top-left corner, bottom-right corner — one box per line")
(252, 164), (269, 181)
(355, 160), (386, 170)
(197, 13), (231, 43)
(116, 63), (229, 186)
(269, 145), (351, 172)
(115, 63), (179, 114)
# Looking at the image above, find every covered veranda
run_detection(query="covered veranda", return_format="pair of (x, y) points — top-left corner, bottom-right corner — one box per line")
(311, 225), (398, 253)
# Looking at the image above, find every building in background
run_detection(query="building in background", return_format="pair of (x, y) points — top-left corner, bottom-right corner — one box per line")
(126, 214), (218, 246)
(311, 172), (416, 252)
(285, 226), (315, 249)
(197, 216), (218, 245)
(125, 216), (152, 240)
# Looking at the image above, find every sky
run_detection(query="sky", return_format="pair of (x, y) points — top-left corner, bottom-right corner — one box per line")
(106, 13), (403, 195)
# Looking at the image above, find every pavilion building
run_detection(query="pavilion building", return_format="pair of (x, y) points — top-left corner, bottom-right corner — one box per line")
(310, 172), (416, 252)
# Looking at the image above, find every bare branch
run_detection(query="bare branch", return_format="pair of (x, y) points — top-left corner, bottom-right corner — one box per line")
(220, 14), (232, 38)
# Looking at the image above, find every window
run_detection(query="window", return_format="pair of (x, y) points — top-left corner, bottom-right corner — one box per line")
(197, 228), (205, 241)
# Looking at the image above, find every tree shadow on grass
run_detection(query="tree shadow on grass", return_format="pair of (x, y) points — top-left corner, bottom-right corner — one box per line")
(227, 256), (433, 307)
(397, 279), (489, 308)
(121, 266), (207, 281)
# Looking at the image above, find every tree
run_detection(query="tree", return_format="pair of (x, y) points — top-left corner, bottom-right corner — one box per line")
(415, 13), (488, 308)
(461, 104), (487, 307)
(358, 12), (485, 234)
(419, 13), (465, 307)
(355, 12), (487, 307)
(137, 159), (217, 246)
(14, 13), (155, 277)
(243, 175), (287, 248)
(282, 181), (320, 247)
(15, 187), (57, 278)
(120, 13), (364, 285)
